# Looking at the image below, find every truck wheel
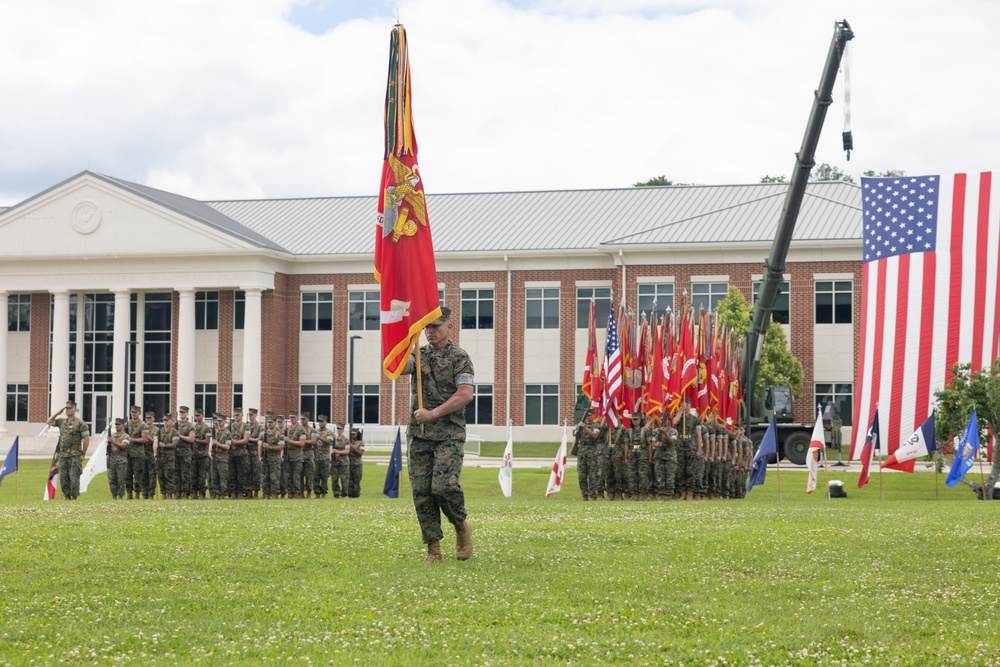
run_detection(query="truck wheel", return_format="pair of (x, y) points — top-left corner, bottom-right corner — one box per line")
(782, 432), (810, 466)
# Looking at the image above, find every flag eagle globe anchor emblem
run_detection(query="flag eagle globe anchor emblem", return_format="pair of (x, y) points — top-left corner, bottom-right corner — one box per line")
(380, 153), (428, 243)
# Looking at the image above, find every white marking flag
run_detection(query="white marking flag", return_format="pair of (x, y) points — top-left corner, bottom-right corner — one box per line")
(852, 174), (1000, 463)
(806, 407), (825, 494)
(546, 425), (568, 497)
(498, 430), (513, 498)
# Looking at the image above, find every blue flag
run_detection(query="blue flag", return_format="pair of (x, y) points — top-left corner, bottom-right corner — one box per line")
(746, 417), (777, 493)
(383, 428), (403, 498)
(945, 409), (980, 489)
(0, 436), (17, 482)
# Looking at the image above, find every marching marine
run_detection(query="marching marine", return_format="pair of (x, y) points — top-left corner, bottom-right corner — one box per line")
(313, 415), (332, 499)
(108, 418), (130, 499)
(331, 423), (350, 498)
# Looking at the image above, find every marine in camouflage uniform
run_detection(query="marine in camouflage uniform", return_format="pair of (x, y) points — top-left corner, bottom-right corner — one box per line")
(312, 416), (332, 498)
(672, 399), (703, 501)
(625, 413), (653, 500)
(143, 412), (158, 499)
(735, 425), (753, 499)
(574, 412), (605, 501)
(704, 408), (722, 500)
(299, 412), (316, 498)
(348, 428), (364, 498)
(210, 413), (232, 499)
(400, 306), (474, 563)
(228, 408), (250, 499)
(651, 413), (678, 499)
(604, 424), (627, 500)
(281, 411), (297, 498)
(107, 418), (130, 499)
(191, 409), (212, 499)
(175, 406), (195, 499)
(157, 413), (181, 499)
(261, 416), (284, 499)
(331, 425), (350, 498)
(126, 406), (149, 500)
(247, 409), (263, 499)
(47, 401), (90, 500)
(284, 412), (306, 498)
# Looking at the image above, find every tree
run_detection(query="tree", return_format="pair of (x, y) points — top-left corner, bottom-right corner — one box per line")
(863, 169), (907, 178)
(715, 286), (803, 394)
(811, 162), (855, 183)
(932, 360), (1000, 500)
(633, 175), (674, 187)
(759, 174), (788, 183)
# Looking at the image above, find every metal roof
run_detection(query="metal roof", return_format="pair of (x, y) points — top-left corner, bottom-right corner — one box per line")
(207, 181), (862, 256)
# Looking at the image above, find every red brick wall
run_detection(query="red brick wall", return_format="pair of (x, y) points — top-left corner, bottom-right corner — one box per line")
(28, 293), (51, 422)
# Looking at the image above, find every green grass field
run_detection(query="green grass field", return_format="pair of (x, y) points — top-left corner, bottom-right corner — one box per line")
(1, 460), (998, 666)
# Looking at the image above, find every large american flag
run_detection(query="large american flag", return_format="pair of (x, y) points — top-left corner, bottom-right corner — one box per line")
(851, 173), (1000, 460)
(601, 310), (623, 428)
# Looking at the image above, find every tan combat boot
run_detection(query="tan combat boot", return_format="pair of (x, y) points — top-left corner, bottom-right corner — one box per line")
(424, 541), (444, 564)
(455, 520), (473, 561)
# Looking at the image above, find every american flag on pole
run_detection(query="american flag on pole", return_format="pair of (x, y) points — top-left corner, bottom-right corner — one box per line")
(601, 309), (623, 428)
(851, 173), (1000, 461)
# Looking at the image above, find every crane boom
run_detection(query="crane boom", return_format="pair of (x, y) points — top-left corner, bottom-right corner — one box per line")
(742, 19), (854, 424)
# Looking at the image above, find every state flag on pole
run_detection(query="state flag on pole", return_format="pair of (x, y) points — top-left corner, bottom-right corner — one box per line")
(0, 436), (17, 483)
(857, 408), (880, 488)
(498, 429), (513, 498)
(79, 435), (108, 493)
(43, 443), (59, 500)
(883, 414), (937, 472)
(375, 25), (441, 380)
(806, 407), (825, 494)
(852, 173), (1000, 466)
(545, 425), (568, 497)
(382, 428), (403, 498)
(945, 409), (980, 488)
(746, 417), (777, 493)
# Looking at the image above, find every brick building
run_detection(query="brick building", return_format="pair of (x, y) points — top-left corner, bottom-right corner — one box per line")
(0, 171), (862, 446)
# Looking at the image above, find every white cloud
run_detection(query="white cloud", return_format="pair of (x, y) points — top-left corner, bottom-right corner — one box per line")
(1, 0), (1000, 204)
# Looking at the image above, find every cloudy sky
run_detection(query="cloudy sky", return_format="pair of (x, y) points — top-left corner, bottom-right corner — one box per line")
(1, 0), (998, 204)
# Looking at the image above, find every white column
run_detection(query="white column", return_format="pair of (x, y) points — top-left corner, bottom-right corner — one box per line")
(112, 290), (131, 422)
(176, 290), (196, 413)
(51, 291), (71, 412)
(0, 292), (8, 435)
(242, 288), (262, 412)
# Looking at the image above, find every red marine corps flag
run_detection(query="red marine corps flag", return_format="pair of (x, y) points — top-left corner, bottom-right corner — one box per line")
(375, 25), (442, 379)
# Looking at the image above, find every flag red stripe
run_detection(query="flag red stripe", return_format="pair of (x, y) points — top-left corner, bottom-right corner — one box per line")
(972, 172), (991, 371)
(915, 252), (936, 426)
(887, 254), (910, 454)
(944, 173), (966, 385)
(851, 263), (869, 459)
(870, 264), (887, 450)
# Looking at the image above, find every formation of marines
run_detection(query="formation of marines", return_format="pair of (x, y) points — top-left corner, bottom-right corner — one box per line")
(113, 404), (365, 500)
(574, 397), (754, 501)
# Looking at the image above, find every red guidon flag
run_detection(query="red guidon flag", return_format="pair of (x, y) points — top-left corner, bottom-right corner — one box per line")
(375, 25), (441, 379)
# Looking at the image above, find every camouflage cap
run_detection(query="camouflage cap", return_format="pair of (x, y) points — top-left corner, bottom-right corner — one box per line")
(247, 408), (258, 415)
(287, 410), (298, 418)
(300, 411), (310, 419)
(194, 408), (204, 417)
(233, 407), (243, 414)
(65, 400), (77, 409)
(264, 411), (275, 418)
(276, 415), (285, 422)
(317, 414), (328, 422)
(145, 411), (155, 419)
(427, 306), (451, 327)
(178, 406), (190, 413)
(212, 412), (226, 420)
(130, 405), (142, 413)
(114, 417), (125, 425)
(163, 413), (175, 421)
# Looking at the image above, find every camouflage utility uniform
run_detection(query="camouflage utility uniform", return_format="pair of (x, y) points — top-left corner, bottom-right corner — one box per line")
(211, 417), (232, 499)
(50, 409), (89, 500)
(652, 419), (678, 499)
(313, 420), (332, 498)
(157, 421), (180, 498)
(331, 431), (350, 498)
(126, 412), (150, 499)
(108, 423), (130, 499)
(575, 417), (605, 500)
(192, 415), (212, 498)
(625, 418), (653, 500)
(261, 419), (284, 498)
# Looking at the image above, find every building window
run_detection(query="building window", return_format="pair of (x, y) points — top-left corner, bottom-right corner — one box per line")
(465, 384), (494, 425)
(195, 383), (218, 418)
(232, 383), (243, 411)
(576, 287), (612, 328)
(691, 282), (728, 312)
(525, 384), (559, 425)
(815, 281), (852, 324)
(6, 383), (28, 422)
(526, 288), (559, 329)
(195, 291), (219, 330)
(439, 288), (445, 305)
(301, 292), (333, 331)
(301, 384), (332, 422)
(815, 383), (853, 427)
(637, 283), (674, 321)
(461, 289), (494, 330)
(142, 293), (172, 419)
(349, 384), (380, 425)
(234, 291), (245, 330)
(7, 294), (30, 332)
(348, 290), (380, 331)
(753, 281), (790, 325)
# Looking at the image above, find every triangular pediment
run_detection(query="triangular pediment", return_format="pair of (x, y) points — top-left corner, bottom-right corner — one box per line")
(0, 171), (287, 259)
